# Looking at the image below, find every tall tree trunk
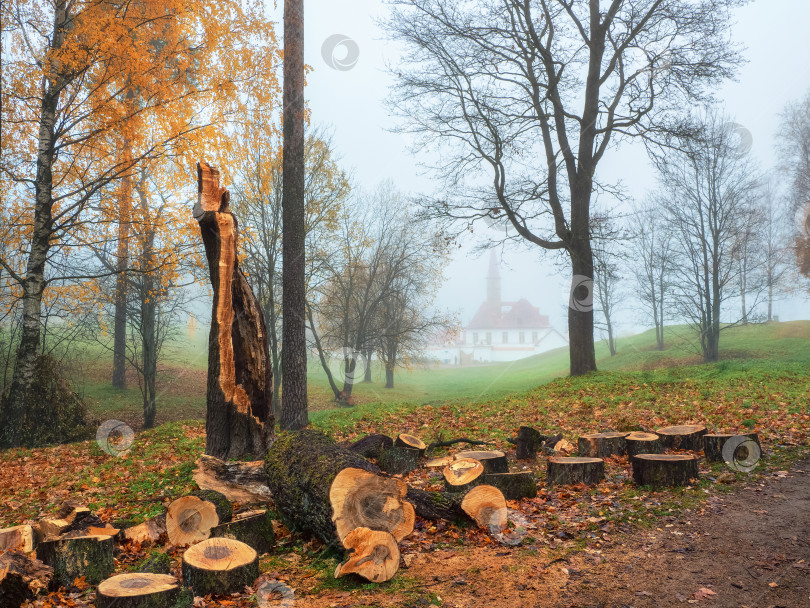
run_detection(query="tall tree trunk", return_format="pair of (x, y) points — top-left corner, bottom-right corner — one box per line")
(363, 349), (372, 383)
(385, 367), (394, 389)
(280, 0), (308, 430)
(767, 281), (773, 321)
(141, 227), (157, 430)
(306, 304), (342, 401)
(567, 217), (597, 375)
(657, 274), (665, 350)
(112, 143), (133, 389)
(0, 3), (67, 449)
(196, 163), (274, 460)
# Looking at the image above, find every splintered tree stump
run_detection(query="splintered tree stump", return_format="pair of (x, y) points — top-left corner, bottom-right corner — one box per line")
(546, 457), (605, 486)
(443, 458), (484, 492)
(196, 162), (274, 461)
(166, 496), (219, 546)
(347, 434), (394, 459)
(36, 535), (114, 587)
(481, 472), (537, 500)
(334, 528), (400, 583)
(577, 432), (628, 458)
(625, 432), (661, 458)
(0, 551), (52, 607)
(193, 455), (271, 505)
(210, 510), (274, 555)
(181, 538), (258, 597)
(703, 433), (761, 462)
(515, 427), (547, 460)
(394, 434), (426, 456)
(655, 425), (707, 451)
(632, 454), (699, 487)
(455, 450), (508, 474)
(462, 485), (508, 530)
(0, 525), (35, 553)
(330, 468), (414, 543)
(377, 446), (420, 475)
(96, 573), (181, 608)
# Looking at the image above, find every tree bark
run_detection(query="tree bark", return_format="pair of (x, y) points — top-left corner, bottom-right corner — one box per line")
(632, 454), (699, 487)
(281, 0), (308, 430)
(112, 142), (133, 390)
(568, 233), (597, 376)
(196, 163), (274, 460)
(546, 457), (605, 486)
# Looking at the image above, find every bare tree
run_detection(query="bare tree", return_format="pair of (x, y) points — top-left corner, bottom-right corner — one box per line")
(591, 214), (625, 357)
(384, 0), (745, 376)
(757, 180), (793, 321)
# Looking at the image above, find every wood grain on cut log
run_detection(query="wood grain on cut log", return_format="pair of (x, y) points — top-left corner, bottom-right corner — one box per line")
(196, 162), (274, 461)
(632, 454), (699, 487)
(193, 455), (271, 505)
(655, 425), (707, 451)
(377, 446), (420, 475)
(443, 458), (484, 491)
(625, 432), (661, 458)
(334, 528), (400, 583)
(424, 456), (455, 468)
(181, 538), (258, 597)
(394, 433), (426, 455)
(347, 434), (394, 459)
(166, 496), (219, 546)
(515, 427), (547, 460)
(96, 573), (181, 608)
(36, 534), (114, 587)
(703, 433), (761, 462)
(210, 510), (275, 555)
(481, 472), (537, 500)
(461, 485), (508, 530)
(0, 525), (35, 553)
(546, 457), (605, 486)
(330, 468), (414, 543)
(455, 450), (508, 474)
(577, 432), (628, 458)
(0, 551), (52, 608)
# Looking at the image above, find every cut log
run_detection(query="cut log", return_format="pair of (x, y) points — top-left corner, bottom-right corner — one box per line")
(480, 472), (537, 500)
(196, 162), (274, 461)
(346, 434), (394, 459)
(96, 573), (181, 608)
(36, 534), (114, 587)
(461, 485), (508, 530)
(330, 468), (414, 543)
(424, 456), (455, 468)
(443, 458), (484, 491)
(455, 450), (508, 474)
(404, 488), (466, 522)
(655, 425), (707, 451)
(515, 427), (547, 460)
(122, 517), (166, 545)
(0, 551), (52, 608)
(0, 525), (35, 553)
(632, 454), (699, 487)
(193, 454), (271, 505)
(334, 528), (400, 583)
(625, 432), (661, 458)
(181, 537), (258, 597)
(377, 446), (420, 475)
(703, 433), (761, 462)
(577, 432), (628, 458)
(210, 510), (275, 555)
(546, 457), (605, 486)
(166, 496), (219, 546)
(192, 490), (233, 524)
(394, 433), (426, 456)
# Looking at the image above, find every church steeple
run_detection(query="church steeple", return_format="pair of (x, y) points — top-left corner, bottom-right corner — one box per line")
(486, 250), (501, 305)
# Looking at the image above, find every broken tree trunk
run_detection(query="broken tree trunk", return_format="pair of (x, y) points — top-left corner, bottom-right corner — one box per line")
(196, 162), (274, 460)
(96, 573), (181, 608)
(703, 433), (761, 462)
(625, 432), (661, 458)
(193, 454), (271, 505)
(36, 534), (114, 587)
(0, 551), (52, 608)
(461, 485), (508, 530)
(546, 457), (605, 486)
(346, 434), (394, 459)
(455, 450), (508, 474)
(443, 458), (484, 492)
(515, 427), (547, 460)
(210, 510), (275, 555)
(480, 472), (537, 500)
(577, 432), (628, 458)
(334, 528), (400, 583)
(632, 454), (699, 487)
(655, 425), (707, 451)
(181, 538), (258, 596)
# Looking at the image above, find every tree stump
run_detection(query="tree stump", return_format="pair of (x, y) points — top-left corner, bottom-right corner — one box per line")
(181, 538), (258, 597)
(166, 496), (219, 546)
(655, 425), (707, 451)
(481, 472), (537, 500)
(625, 432), (661, 458)
(334, 528), (400, 583)
(96, 573), (181, 608)
(461, 485), (508, 530)
(455, 450), (508, 474)
(394, 433), (426, 456)
(703, 433), (760, 462)
(0, 525), (35, 553)
(36, 534), (114, 587)
(377, 446), (420, 475)
(196, 162), (274, 461)
(210, 510), (275, 555)
(632, 454), (699, 487)
(443, 458), (484, 491)
(515, 427), (547, 460)
(347, 434), (394, 459)
(546, 457), (605, 486)
(577, 432), (628, 458)
(0, 551), (52, 607)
